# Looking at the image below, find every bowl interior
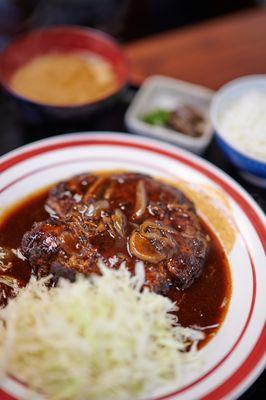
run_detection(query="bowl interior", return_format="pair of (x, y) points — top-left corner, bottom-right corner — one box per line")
(210, 75), (266, 162)
(0, 27), (128, 103)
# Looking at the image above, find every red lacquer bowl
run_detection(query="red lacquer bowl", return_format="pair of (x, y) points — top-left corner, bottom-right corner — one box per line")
(0, 26), (128, 122)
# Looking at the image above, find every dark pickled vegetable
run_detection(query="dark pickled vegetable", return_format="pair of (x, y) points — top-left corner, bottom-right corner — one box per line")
(142, 105), (206, 137)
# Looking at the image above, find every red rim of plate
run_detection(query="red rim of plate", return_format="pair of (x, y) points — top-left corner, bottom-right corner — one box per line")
(0, 135), (265, 400)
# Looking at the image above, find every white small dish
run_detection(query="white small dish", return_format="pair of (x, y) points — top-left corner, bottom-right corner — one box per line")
(125, 75), (214, 154)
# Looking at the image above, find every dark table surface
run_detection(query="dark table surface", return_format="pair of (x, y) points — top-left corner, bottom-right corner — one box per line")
(0, 88), (265, 399)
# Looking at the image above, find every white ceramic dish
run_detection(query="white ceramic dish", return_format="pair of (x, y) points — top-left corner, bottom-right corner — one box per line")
(125, 76), (214, 154)
(0, 132), (265, 400)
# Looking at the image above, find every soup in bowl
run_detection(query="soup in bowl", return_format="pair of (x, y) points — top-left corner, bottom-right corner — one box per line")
(0, 27), (128, 121)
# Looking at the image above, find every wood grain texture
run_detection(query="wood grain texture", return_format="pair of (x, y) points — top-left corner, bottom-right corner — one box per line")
(124, 8), (266, 90)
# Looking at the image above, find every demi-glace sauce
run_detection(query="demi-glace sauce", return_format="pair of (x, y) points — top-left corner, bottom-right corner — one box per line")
(0, 188), (231, 347)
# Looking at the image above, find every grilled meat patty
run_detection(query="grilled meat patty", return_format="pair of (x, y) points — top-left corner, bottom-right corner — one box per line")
(21, 173), (209, 293)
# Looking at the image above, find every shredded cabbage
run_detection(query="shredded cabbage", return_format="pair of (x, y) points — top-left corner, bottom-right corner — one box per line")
(0, 263), (203, 400)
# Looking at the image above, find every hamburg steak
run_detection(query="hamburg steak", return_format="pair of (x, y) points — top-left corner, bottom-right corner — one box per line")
(21, 173), (209, 293)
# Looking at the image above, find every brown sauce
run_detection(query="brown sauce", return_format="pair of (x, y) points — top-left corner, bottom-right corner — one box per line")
(170, 218), (231, 347)
(0, 186), (231, 347)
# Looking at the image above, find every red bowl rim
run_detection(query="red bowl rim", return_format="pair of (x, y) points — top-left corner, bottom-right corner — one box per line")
(0, 25), (129, 109)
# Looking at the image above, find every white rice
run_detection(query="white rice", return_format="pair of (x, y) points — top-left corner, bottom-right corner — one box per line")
(219, 91), (266, 161)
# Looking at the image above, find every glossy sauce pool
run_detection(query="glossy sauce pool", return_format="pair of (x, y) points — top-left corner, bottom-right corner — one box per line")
(0, 187), (231, 347)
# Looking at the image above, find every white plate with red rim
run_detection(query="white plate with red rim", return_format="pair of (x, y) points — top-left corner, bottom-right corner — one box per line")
(0, 132), (265, 400)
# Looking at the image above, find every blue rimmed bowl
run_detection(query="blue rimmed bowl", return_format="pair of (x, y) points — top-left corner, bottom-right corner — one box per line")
(210, 75), (266, 187)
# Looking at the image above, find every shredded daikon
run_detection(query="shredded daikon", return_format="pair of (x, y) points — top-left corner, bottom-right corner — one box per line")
(219, 91), (266, 161)
(0, 263), (203, 400)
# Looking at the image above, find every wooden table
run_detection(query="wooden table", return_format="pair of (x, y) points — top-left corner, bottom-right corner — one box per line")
(124, 8), (266, 90)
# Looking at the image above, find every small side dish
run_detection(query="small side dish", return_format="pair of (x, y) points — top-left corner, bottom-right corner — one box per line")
(125, 76), (214, 154)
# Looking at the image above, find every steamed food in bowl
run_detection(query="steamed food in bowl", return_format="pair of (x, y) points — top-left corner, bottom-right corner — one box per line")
(10, 52), (119, 106)
(218, 90), (266, 162)
(211, 75), (266, 186)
